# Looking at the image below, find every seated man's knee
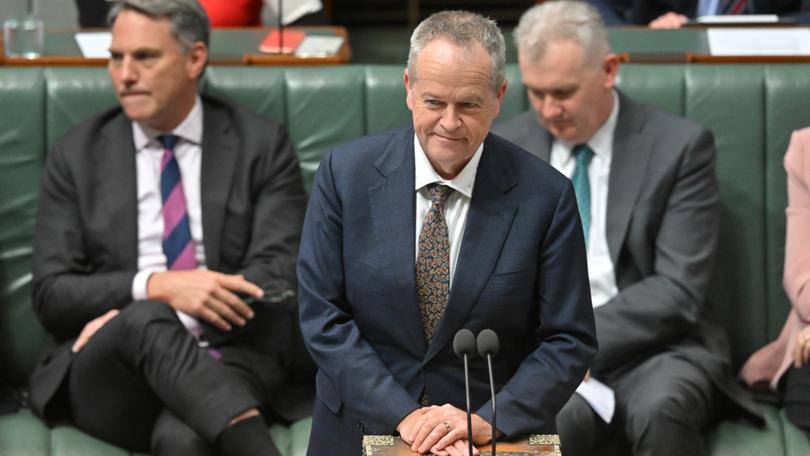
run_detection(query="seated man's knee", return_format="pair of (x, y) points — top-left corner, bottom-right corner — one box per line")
(115, 300), (176, 333)
(557, 394), (599, 456)
(152, 410), (214, 456)
(626, 391), (694, 439)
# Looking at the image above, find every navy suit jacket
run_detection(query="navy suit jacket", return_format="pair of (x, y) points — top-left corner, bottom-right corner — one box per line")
(298, 127), (597, 454)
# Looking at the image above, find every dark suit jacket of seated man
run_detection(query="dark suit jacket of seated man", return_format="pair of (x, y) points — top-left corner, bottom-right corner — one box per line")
(298, 10), (597, 456)
(494, 3), (763, 456)
(27, 1), (311, 455)
(588, 0), (810, 26)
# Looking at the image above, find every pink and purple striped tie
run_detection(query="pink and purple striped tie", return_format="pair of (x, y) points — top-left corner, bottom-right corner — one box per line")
(158, 134), (195, 271)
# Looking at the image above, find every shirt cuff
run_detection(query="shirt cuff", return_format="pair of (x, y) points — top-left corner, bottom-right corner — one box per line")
(132, 270), (153, 301)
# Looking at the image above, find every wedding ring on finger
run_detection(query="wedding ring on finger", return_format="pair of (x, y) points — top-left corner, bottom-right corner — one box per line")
(443, 421), (451, 432)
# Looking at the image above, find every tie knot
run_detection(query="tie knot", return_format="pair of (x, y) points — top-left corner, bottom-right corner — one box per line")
(427, 183), (453, 206)
(573, 144), (594, 165)
(157, 134), (180, 151)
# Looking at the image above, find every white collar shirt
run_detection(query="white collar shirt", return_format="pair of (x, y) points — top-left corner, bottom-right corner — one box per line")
(550, 91), (620, 308)
(130, 96), (205, 332)
(414, 135), (483, 287)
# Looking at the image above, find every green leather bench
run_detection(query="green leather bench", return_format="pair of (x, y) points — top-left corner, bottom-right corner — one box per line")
(0, 63), (809, 455)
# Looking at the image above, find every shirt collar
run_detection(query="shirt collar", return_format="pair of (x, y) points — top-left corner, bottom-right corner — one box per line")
(132, 95), (204, 150)
(413, 134), (484, 199)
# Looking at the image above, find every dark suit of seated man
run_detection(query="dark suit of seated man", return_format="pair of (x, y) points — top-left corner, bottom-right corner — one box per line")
(588, 0), (810, 28)
(494, 2), (762, 456)
(28, 1), (310, 455)
(297, 10), (598, 456)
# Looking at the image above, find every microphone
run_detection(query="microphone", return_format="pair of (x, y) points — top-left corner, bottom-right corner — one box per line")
(477, 329), (500, 456)
(453, 329), (477, 456)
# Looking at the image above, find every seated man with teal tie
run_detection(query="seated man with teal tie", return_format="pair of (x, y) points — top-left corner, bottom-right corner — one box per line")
(587, 0), (810, 28)
(494, 2), (762, 455)
(27, 1), (310, 455)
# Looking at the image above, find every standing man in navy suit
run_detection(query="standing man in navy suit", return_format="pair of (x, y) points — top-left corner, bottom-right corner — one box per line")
(298, 10), (597, 456)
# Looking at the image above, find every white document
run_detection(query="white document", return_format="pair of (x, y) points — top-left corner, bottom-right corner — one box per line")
(708, 28), (810, 56)
(75, 32), (112, 58)
(575, 377), (616, 424)
(697, 14), (778, 24)
(294, 35), (344, 57)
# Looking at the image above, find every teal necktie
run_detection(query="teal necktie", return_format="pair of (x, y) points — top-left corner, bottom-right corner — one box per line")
(571, 144), (594, 244)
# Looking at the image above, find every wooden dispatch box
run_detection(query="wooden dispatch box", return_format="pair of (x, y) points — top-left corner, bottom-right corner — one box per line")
(362, 434), (562, 456)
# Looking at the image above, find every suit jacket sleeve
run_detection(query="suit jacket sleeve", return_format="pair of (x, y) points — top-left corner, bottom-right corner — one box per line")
(586, 0), (631, 24)
(591, 127), (720, 373)
(32, 138), (136, 339)
(475, 178), (597, 437)
(298, 149), (418, 433)
(232, 123), (306, 290)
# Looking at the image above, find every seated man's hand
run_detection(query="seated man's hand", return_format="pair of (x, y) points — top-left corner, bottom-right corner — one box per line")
(794, 327), (810, 368)
(739, 340), (782, 386)
(400, 404), (495, 454)
(146, 270), (261, 331)
(72, 309), (120, 352)
(649, 12), (688, 29)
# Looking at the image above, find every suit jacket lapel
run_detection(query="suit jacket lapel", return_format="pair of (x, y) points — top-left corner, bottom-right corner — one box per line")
(200, 99), (238, 270)
(425, 135), (518, 363)
(606, 93), (652, 264)
(100, 114), (138, 269)
(367, 129), (427, 355)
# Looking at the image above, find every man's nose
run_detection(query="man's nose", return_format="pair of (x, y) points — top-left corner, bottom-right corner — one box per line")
(119, 56), (138, 84)
(541, 98), (562, 120)
(439, 106), (461, 131)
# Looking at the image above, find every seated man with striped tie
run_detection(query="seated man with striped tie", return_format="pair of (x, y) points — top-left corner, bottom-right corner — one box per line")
(494, 2), (762, 456)
(27, 1), (309, 455)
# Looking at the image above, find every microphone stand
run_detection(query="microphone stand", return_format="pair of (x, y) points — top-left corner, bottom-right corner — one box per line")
(463, 352), (474, 456)
(477, 329), (500, 456)
(453, 329), (477, 456)
(486, 352), (496, 456)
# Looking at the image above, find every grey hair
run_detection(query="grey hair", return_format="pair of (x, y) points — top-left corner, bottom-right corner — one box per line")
(108, 0), (210, 51)
(514, 0), (610, 67)
(407, 10), (506, 92)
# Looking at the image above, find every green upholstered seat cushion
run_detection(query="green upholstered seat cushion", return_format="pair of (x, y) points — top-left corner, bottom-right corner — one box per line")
(708, 405), (785, 456)
(0, 410), (311, 456)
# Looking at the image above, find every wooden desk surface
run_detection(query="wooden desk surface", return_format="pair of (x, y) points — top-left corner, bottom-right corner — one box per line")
(0, 26), (351, 67)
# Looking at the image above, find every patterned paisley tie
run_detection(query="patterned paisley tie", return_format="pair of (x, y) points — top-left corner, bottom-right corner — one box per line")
(416, 183), (454, 344)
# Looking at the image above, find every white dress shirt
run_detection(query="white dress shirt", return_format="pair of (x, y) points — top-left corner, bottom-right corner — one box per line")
(413, 135), (483, 287)
(550, 91), (620, 308)
(130, 96), (205, 332)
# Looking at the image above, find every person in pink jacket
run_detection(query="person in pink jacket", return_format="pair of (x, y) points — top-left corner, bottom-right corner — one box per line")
(741, 127), (810, 440)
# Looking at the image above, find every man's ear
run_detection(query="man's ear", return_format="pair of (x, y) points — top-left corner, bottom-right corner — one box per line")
(492, 79), (508, 118)
(404, 68), (414, 111)
(602, 53), (620, 89)
(187, 42), (208, 80)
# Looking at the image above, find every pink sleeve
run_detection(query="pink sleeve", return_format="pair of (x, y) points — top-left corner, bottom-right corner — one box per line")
(784, 129), (810, 322)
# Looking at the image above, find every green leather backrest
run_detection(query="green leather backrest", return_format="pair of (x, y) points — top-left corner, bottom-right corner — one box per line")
(0, 69), (47, 384)
(0, 63), (805, 384)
